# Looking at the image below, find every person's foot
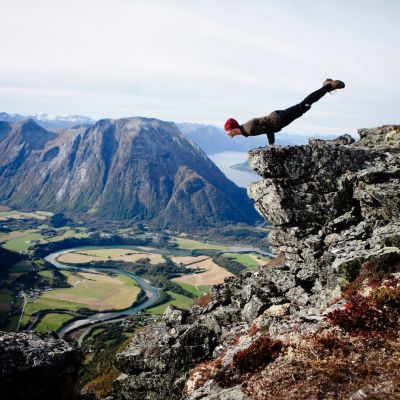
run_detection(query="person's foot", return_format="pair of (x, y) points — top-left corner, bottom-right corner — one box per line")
(323, 78), (345, 92)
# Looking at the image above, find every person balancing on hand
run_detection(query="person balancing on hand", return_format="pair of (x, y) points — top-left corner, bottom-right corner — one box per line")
(224, 79), (345, 146)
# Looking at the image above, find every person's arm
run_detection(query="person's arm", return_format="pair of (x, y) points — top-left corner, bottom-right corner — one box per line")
(243, 124), (275, 145)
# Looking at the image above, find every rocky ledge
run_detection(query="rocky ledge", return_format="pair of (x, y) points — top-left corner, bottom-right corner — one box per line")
(0, 330), (94, 400)
(110, 125), (400, 400)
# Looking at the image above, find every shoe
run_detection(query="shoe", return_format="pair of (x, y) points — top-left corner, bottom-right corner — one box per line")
(323, 78), (345, 92)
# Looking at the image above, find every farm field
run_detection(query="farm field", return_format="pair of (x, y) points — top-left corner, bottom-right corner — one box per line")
(0, 211), (48, 221)
(76, 248), (132, 258)
(10, 260), (31, 273)
(3, 315), (20, 332)
(2, 233), (45, 251)
(42, 272), (141, 311)
(173, 258), (233, 286)
(34, 313), (75, 332)
(249, 253), (272, 262)
(170, 238), (228, 251)
(172, 281), (204, 297)
(146, 291), (193, 314)
(170, 255), (209, 265)
(57, 250), (164, 265)
(0, 231), (30, 243)
(222, 253), (260, 270)
(198, 285), (211, 293)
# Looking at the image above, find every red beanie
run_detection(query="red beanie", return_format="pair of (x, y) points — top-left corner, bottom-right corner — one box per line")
(224, 118), (240, 131)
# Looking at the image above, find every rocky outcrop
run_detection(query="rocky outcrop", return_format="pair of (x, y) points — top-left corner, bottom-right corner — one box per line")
(110, 125), (400, 400)
(0, 330), (87, 400)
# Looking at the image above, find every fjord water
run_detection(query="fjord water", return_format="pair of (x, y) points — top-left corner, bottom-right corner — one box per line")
(208, 151), (259, 188)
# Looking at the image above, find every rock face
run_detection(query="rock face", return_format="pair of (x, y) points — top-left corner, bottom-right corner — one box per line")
(0, 330), (83, 400)
(0, 117), (258, 229)
(110, 125), (400, 400)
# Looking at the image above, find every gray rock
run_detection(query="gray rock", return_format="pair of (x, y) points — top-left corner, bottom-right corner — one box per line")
(0, 331), (82, 400)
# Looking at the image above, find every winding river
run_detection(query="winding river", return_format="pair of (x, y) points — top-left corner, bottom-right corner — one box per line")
(44, 244), (274, 337)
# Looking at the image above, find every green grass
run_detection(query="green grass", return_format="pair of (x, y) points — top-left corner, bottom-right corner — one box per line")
(9, 260), (31, 272)
(114, 274), (139, 287)
(37, 224), (51, 229)
(2, 233), (44, 251)
(172, 239), (227, 251)
(0, 211), (19, 216)
(25, 297), (82, 315)
(222, 253), (259, 270)
(60, 270), (72, 277)
(3, 315), (20, 332)
(46, 236), (67, 242)
(38, 271), (54, 278)
(198, 285), (211, 293)
(146, 291), (193, 314)
(48, 286), (108, 299)
(35, 211), (54, 216)
(172, 281), (203, 297)
(62, 229), (89, 238)
(34, 313), (74, 331)
(0, 291), (13, 302)
(250, 253), (272, 262)
(90, 327), (105, 337)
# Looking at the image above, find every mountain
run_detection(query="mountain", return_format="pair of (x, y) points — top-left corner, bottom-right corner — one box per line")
(0, 112), (96, 130)
(0, 117), (259, 230)
(176, 122), (340, 154)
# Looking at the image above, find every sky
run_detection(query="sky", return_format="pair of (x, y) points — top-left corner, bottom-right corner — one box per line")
(1, 0), (399, 137)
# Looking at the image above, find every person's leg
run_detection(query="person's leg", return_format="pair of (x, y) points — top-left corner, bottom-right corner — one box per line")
(276, 84), (332, 129)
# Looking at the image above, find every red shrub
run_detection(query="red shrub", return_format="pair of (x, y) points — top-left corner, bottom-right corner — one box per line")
(233, 336), (283, 372)
(326, 297), (392, 337)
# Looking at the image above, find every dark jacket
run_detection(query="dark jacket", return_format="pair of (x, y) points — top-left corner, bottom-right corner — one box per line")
(240, 111), (282, 144)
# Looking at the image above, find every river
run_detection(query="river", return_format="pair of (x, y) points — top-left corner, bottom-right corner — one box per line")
(45, 244), (274, 337)
(208, 151), (260, 188)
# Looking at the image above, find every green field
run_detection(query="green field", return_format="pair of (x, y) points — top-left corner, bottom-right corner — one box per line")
(172, 281), (203, 297)
(2, 233), (45, 251)
(198, 285), (211, 293)
(38, 271), (54, 278)
(48, 285), (111, 299)
(114, 274), (139, 287)
(25, 297), (82, 315)
(46, 236), (67, 242)
(35, 211), (54, 216)
(222, 253), (259, 270)
(10, 260), (31, 272)
(0, 211), (19, 217)
(37, 224), (51, 229)
(34, 313), (74, 331)
(62, 229), (89, 238)
(146, 291), (193, 314)
(172, 239), (227, 251)
(250, 253), (272, 262)
(0, 290), (13, 303)
(3, 315), (20, 332)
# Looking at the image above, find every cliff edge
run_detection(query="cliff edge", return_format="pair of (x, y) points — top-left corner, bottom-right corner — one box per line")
(110, 125), (400, 400)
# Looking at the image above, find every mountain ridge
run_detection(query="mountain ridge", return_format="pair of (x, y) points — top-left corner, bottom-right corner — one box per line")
(0, 117), (259, 230)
